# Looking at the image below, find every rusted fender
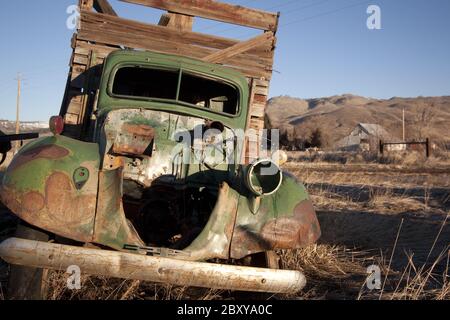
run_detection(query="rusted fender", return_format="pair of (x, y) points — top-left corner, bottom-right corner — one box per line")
(230, 172), (321, 259)
(0, 237), (307, 294)
(0, 135), (100, 242)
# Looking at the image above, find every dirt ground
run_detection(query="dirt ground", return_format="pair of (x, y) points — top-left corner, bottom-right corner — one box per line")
(0, 158), (449, 300)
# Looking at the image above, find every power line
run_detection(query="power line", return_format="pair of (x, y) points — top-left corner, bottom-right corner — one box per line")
(281, 0), (372, 27)
(233, 0), (372, 39)
(197, 0), (313, 34)
(212, 0), (332, 37)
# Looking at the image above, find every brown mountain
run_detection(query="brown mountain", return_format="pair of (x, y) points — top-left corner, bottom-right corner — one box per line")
(266, 94), (450, 148)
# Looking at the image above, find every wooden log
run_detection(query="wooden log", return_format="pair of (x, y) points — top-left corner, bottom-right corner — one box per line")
(0, 237), (306, 294)
(120, 0), (278, 31)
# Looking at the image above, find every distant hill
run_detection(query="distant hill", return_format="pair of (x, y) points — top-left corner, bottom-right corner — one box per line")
(266, 95), (450, 148)
(0, 120), (49, 134)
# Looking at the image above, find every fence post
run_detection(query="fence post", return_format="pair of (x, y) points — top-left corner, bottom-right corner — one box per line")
(379, 140), (384, 155)
(425, 138), (430, 158)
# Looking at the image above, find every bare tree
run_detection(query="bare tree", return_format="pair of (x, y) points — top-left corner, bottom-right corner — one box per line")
(410, 102), (436, 140)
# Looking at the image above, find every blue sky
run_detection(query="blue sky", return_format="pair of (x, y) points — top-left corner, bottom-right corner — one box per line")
(0, 0), (449, 121)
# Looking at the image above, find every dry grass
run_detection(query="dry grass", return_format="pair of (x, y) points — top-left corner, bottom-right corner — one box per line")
(287, 150), (450, 168)
(0, 158), (449, 300)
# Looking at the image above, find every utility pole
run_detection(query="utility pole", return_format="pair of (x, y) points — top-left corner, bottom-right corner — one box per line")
(15, 73), (22, 152)
(402, 107), (406, 142)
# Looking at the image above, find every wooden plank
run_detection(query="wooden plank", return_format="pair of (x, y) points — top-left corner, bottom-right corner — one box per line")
(80, 12), (274, 58)
(79, 0), (94, 11)
(254, 85), (269, 96)
(253, 94), (267, 104)
(167, 13), (194, 32)
(254, 79), (270, 87)
(203, 32), (274, 64)
(93, 0), (117, 16)
(250, 102), (265, 118)
(78, 23), (272, 69)
(158, 13), (171, 26)
(250, 119), (265, 130)
(73, 54), (89, 65)
(78, 16), (273, 79)
(78, 28), (271, 71)
(120, 0), (278, 31)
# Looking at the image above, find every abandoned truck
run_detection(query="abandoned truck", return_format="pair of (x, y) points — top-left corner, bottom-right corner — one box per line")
(0, 0), (320, 299)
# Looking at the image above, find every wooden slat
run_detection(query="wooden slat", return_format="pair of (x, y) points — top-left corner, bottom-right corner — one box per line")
(250, 119), (265, 130)
(253, 94), (267, 104)
(78, 12), (274, 79)
(120, 0), (278, 31)
(158, 13), (171, 26)
(78, 29), (271, 74)
(167, 13), (194, 31)
(254, 85), (269, 96)
(250, 102), (265, 118)
(73, 54), (89, 65)
(203, 32), (274, 64)
(80, 12), (273, 58)
(93, 0), (117, 16)
(80, 0), (94, 10)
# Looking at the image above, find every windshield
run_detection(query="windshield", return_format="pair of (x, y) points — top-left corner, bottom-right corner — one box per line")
(112, 67), (239, 115)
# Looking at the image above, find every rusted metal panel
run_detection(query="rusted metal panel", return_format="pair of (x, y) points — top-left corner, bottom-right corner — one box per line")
(93, 168), (145, 250)
(0, 136), (100, 242)
(230, 174), (321, 259)
(112, 123), (155, 156)
(183, 183), (239, 261)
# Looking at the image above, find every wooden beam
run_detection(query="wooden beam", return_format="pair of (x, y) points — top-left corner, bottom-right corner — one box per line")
(203, 32), (274, 64)
(93, 0), (117, 16)
(120, 0), (278, 31)
(158, 13), (171, 26)
(79, 0), (94, 11)
(167, 12), (194, 32)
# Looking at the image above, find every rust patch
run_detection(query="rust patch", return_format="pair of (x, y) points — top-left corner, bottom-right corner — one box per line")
(45, 172), (96, 227)
(122, 123), (155, 138)
(113, 123), (155, 156)
(262, 200), (321, 248)
(21, 191), (45, 213)
(1, 172), (96, 243)
(8, 144), (69, 171)
(231, 200), (321, 259)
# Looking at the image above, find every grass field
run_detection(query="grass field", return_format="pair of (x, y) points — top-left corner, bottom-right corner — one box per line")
(0, 154), (449, 300)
